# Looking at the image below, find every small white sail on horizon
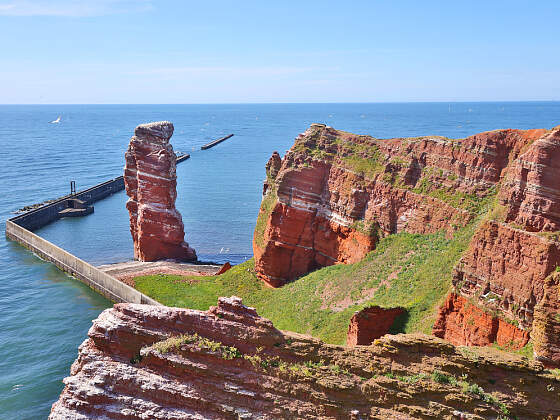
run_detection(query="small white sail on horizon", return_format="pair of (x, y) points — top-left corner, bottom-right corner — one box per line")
(50, 116), (61, 124)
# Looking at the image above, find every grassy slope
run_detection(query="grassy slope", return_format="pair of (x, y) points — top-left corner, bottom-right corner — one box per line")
(135, 222), (476, 345)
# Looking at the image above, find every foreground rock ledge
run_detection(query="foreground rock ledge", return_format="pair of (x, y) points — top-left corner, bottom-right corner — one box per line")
(50, 297), (560, 419)
(124, 121), (196, 262)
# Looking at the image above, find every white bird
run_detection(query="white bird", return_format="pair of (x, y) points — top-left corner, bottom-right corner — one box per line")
(50, 116), (61, 124)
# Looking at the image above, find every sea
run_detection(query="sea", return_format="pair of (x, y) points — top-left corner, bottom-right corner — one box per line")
(0, 102), (559, 419)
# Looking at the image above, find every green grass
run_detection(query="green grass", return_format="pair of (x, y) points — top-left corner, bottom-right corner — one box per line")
(253, 181), (277, 248)
(341, 153), (383, 178)
(135, 222), (476, 345)
(492, 340), (534, 360)
(151, 333), (242, 359)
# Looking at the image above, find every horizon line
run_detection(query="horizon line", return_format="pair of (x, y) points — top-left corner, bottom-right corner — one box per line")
(1, 100), (559, 106)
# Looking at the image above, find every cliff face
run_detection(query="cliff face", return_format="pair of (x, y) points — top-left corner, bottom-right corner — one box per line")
(50, 298), (560, 419)
(434, 127), (560, 364)
(501, 127), (560, 231)
(253, 124), (542, 287)
(254, 123), (560, 364)
(433, 293), (531, 349)
(533, 272), (560, 367)
(124, 121), (196, 262)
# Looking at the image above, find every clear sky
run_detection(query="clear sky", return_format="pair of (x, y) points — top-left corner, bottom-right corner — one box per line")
(1, 0), (559, 104)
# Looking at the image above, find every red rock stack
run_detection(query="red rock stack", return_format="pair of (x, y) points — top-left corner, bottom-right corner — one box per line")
(124, 121), (196, 262)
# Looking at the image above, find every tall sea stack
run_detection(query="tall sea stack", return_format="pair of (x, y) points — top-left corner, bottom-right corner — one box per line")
(124, 121), (196, 262)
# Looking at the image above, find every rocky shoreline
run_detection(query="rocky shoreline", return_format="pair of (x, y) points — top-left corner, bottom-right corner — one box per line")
(49, 297), (560, 419)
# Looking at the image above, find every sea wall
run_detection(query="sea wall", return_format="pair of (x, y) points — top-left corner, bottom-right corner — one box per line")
(6, 220), (159, 305)
(11, 176), (124, 231)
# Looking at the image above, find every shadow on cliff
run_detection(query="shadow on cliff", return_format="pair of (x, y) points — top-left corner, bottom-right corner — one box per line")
(389, 310), (410, 334)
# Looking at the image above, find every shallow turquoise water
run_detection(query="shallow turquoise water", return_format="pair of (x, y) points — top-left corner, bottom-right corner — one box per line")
(0, 103), (559, 419)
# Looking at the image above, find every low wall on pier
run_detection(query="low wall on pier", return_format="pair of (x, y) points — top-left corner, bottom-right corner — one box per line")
(12, 177), (125, 231)
(6, 153), (192, 304)
(6, 220), (160, 305)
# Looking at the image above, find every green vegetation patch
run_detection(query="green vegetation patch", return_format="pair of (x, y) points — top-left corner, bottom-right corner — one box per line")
(336, 137), (384, 178)
(365, 369), (512, 417)
(253, 182), (277, 249)
(492, 341), (534, 360)
(135, 221), (476, 345)
(152, 333), (242, 359)
(147, 334), (352, 383)
(349, 220), (381, 238)
(383, 166), (498, 215)
(412, 180), (497, 215)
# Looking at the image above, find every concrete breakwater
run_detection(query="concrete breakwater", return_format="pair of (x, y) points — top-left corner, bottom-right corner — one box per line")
(6, 220), (160, 305)
(4, 152), (190, 304)
(5, 150), (193, 304)
(201, 134), (234, 150)
(11, 176), (124, 231)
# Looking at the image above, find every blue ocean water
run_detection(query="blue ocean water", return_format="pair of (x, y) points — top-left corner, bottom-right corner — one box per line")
(0, 102), (559, 419)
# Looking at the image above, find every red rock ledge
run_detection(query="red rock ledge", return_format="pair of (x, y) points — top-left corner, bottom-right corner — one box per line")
(49, 297), (559, 419)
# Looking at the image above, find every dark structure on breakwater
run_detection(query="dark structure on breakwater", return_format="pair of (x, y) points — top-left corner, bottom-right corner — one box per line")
(4, 151), (192, 304)
(201, 134), (234, 150)
(10, 177), (124, 231)
(11, 153), (190, 232)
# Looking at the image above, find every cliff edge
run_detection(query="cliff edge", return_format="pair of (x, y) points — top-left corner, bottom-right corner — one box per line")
(49, 298), (560, 419)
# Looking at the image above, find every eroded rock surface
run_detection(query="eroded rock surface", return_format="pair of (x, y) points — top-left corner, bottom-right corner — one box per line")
(433, 293), (530, 349)
(347, 306), (405, 347)
(434, 206), (560, 365)
(50, 298), (560, 419)
(501, 127), (560, 231)
(253, 124), (544, 287)
(254, 123), (560, 364)
(124, 121), (196, 262)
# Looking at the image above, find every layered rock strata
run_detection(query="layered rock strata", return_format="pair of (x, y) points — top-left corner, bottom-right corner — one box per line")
(433, 293), (531, 349)
(533, 272), (560, 367)
(124, 121), (196, 261)
(434, 127), (560, 363)
(501, 126), (560, 231)
(50, 298), (560, 419)
(254, 123), (560, 363)
(253, 124), (544, 287)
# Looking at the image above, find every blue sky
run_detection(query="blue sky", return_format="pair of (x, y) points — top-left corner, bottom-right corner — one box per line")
(0, 0), (559, 103)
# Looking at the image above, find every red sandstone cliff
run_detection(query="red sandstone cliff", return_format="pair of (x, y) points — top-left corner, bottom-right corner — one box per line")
(49, 298), (560, 419)
(433, 127), (560, 364)
(253, 124), (542, 287)
(124, 121), (196, 262)
(433, 220), (560, 346)
(347, 306), (405, 347)
(254, 123), (560, 365)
